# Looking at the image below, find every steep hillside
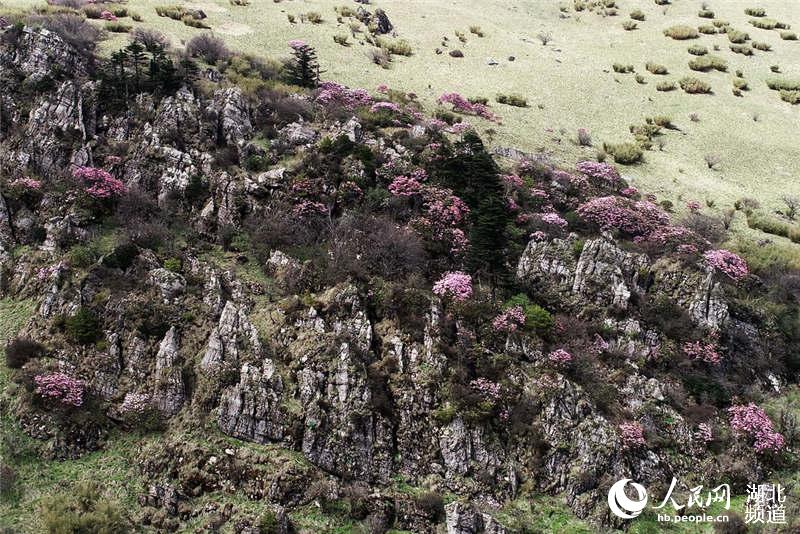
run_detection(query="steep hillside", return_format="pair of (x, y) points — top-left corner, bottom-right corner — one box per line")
(0, 13), (799, 534)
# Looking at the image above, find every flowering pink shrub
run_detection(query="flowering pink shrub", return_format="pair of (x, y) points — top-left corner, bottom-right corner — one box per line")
(422, 187), (469, 226)
(577, 196), (669, 236)
(492, 306), (526, 333)
(728, 404), (785, 453)
(10, 177), (42, 190)
(686, 200), (702, 212)
(34, 372), (84, 407)
(682, 336), (722, 365)
(633, 225), (702, 248)
(376, 84), (389, 93)
(448, 122), (473, 135)
(292, 200), (327, 218)
(502, 174), (524, 188)
(704, 249), (748, 280)
(540, 212), (568, 229)
(470, 378), (502, 400)
(288, 39), (308, 50)
(316, 82), (372, 110)
(433, 271), (473, 301)
(100, 10), (117, 21)
(388, 176), (422, 197)
(72, 167), (126, 199)
(576, 161), (621, 185)
(547, 348), (573, 366)
(36, 264), (62, 281)
(620, 186), (638, 197)
(438, 92), (497, 121)
(370, 101), (402, 114)
(619, 421), (646, 449)
(530, 230), (548, 241)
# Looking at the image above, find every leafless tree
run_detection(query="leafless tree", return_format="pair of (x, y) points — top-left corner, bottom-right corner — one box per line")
(782, 195), (800, 220)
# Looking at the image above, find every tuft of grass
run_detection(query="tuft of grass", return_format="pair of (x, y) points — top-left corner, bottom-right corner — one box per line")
(687, 44), (708, 56)
(305, 11), (323, 24)
(745, 7), (766, 17)
(727, 29), (750, 43)
(496, 94), (528, 107)
(603, 142), (643, 164)
(105, 22), (132, 33)
(630, 9), (645, 21)
(375, 37), (413, 56)
(766, 78), (800, 91)
(0, 299), (36, 340)
(733, 78), (749, 91)
(612, 63), (634, 73)
(664, 25), (699, 40)
(781, 90), (800, 104)
(656, 80), (677, 91)
(698, 24), (718, 35)
(469, 25), (484, 37)
(752, 41), (771, 51)
(646, 62), (668, 75)
(780, 31), (798, 40)
(730, 43), (754, 55)
(680, 76), (712, 94)
(698, 9), (714, 19)
(688, 55), (727, 72)
(622, 20), (637, 31)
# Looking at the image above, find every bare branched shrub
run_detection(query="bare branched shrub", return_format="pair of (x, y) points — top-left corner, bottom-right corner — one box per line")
(186, 34), (231, 64)
(537, 31), (553, 45)
(782, 195), (800, 220)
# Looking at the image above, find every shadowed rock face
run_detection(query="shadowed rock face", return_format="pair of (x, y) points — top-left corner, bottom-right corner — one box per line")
(0, 23), (788, 533)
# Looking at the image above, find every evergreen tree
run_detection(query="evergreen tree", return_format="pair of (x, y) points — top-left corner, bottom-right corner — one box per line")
(287, 41), (322, 88)
(433, 131), (511, 284)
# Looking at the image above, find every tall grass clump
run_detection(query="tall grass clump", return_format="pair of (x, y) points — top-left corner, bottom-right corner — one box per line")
(664, 25), (699, 39)
(603, 142), (643, 164)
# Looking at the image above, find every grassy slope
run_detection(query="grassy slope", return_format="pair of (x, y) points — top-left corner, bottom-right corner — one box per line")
(4, 0), (797, 211)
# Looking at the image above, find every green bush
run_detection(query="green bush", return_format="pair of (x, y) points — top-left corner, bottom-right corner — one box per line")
(40, 481), (129, 533)
(612, 63), (634, 73)
(155, 5), (186, 20)
(65, 307), (101, 345)
(680, 76), (712, 94)
(656, 80), (677, 91)
(688, 55), (727, 72)
(781, 31), (798, 40)
(496, 94), (528, 107)
(646, 62), (668, 74)
(733, 78), (749, 90)
(333, 34), (349, 46)
(630, 9), (645, 21)
(504, 294), (554, 333)
(745, 7), (766, 17)
(68, 245), (98, 268)
(664, 25), (699, 40)
(698, 9), (714, 19)
(698, 24), (717, 34)
(687, 44), (708, 55)
(603, 142), (643, 164)
(752, 41), (771, 51)
(182, 16), (210, 29)
(622, 20), (637, 31)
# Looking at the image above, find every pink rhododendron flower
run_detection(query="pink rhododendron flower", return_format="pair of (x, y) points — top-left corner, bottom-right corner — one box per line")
(316, 82), (372, 110)
(682, 339), (722, 365)
(576, 161), (621, 185)
(438, 92), (498, 121)
(540, 212), (568, 229)
(469, 377), (502, 400)
(695, 423), (713, 444)
(34, 372), (84, 407)
(620, 186), (638, 197)
(502, 174), (524, 188)
(370, 101), (402, 114)
(292, 200), (327, 218)
(376, 84), (389, 93)
(619, 421), (646, 449)
(492, 306), (526, 333)
(288, 39), (308, 49)
(72, 166), (126, 199)
(388, 176), (422, 197)
(728, 404), (785, 453)
(704, 249), (748, 280)
(100, 10), (117, 21)
(547, 348), (573, 366)
(686, 200), (702, 212)
(433, 271), (473, 301)
(10, 177), (41, 190)
(577, 196), (670, 236)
